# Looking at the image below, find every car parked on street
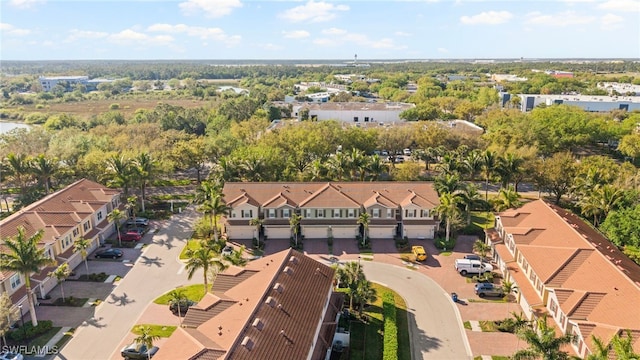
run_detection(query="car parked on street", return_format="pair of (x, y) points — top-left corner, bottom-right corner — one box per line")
(0, 351), (24, 360)
(95, 248), (124, 259)
(221, 245), (234, 257)
(124, 227), (146, 236)
(126, 217), (149, 227)
(463, 254), (481, 261)
(412, 245), (427, 261)
(120, 232), (142, 242)
(474, 283), (504, 298)
(454, 259), (493, 276)
(121, 343), (159, 360)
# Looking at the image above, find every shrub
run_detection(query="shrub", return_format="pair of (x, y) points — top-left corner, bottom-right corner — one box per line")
(9, 320), (53, 341)
(434, 237), (456, 251)
(382, 292), (398, 360)
(110, 103), (120, 109)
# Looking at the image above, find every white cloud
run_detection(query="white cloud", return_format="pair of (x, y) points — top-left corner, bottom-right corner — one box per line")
(437, 47), (449, 53)
(525, 11), (595, 26)
(321, 27), (347, 35)
(280, 1), (349, 23)
(179, 0), (242, 18)
(0, 23), (31, 36)
(65, 29), (109, 42)
(147, 23), (241, 45)
(601, 13), (624, 30)
(282, 30), (310, 39)
(9, 0), (45, 9)
(394, 31), (412, 37)
(108, 29), (174, 46)
(597, 0), (640, 12)
(460, 11), (513, 25)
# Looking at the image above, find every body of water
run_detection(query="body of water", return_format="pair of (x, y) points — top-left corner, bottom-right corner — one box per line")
(0, 121), (30, 134)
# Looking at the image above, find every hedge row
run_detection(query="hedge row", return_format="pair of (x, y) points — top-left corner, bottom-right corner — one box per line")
(382, 292), (398, 360)
(9, 320), (53, 342)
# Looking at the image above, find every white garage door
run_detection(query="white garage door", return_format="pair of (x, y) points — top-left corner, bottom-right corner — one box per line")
(228, 227), (255, 240)
(369, 227), (395, 239)
(405, 226), (435, 240)
(331, 227), (357, 239)
(265, 227), (290, 239)
(303, 227), (329, 239)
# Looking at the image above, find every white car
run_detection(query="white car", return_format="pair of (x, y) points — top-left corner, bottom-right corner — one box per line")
(0, 352), (24, 360)
(221, 245), (234, 257)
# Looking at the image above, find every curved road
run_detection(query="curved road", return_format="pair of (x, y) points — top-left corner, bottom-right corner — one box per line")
(361, 261), (472, 360)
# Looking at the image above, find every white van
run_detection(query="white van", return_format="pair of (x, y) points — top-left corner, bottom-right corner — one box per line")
(454, 259), (493, 276)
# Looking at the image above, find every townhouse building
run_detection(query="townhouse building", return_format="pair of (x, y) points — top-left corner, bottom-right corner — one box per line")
(486, 200), (640, 357)
(222, 182), (439, 241)
(0, 179), (120, 310)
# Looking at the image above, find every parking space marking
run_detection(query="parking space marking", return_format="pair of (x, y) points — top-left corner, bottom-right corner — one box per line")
(177, 263), (186, 275)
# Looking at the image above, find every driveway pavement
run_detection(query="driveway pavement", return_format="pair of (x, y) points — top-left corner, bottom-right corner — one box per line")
(53, 206), (199, 360)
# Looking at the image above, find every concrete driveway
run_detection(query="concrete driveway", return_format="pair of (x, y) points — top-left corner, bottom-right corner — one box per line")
(361, 261), (473, 360)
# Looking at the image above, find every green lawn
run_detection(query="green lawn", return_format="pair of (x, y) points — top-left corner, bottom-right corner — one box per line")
(463, 211), (495, 235)
(349, 283), (410, 360)
(28, 326), (62, 348)
(179, 238), (204, 259)
(154, 284), (206, 305)
(132, 324), (177, 338)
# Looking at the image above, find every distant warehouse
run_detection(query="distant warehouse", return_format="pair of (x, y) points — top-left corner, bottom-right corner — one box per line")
(39, 76), (114, 92)
(289, 101), (415, 124)
(518, 94), (640, 113)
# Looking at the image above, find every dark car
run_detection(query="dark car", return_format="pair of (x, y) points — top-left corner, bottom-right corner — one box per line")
(126, 218), (149, 227)
(120, 343), (158, 360)
(170, 299), (195, 316)
(474, 283), (504, 298)
(464, 254), (482, 261)
(120, 232), (142, 242)
(95, 248), (123, 259)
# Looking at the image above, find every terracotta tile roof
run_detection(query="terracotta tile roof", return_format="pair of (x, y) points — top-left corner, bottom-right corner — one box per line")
(493, 243), (514, 263)
(518, 246), (580, 283)
(363, 192), (397, 209)
(485, 228), (501, 244)
(222, 182), (438, 211)
(226, 193), (260, 208)
(154, 249), (339, 360)
(262, 192), (296, 208)
(400, 191), (438, 208)
(299, 183), (361, 208)
(506, 262), (544, 307)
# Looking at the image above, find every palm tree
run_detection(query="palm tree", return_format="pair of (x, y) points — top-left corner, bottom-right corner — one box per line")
(105, 153), (134, 199)
(0, 227), (55, 326)
(353, 278), (377, 317)
(249, 218), (263, 247)
(497, 153), (524, 190)
(435, 192), (461, 243)
(107, 209), (125, 247)
(31, 154), (59, 194)
(365, 154), (387, 181)
(434, 173), (461, 195)
(207, 195), (231, 241)
(586, 336), (610, 360)
(579, 184), (624, 227)
(48, 263), (71, 302)
(463, 150), (483, 181)
(501, 280), (519, 301)
(133, 326), (161, 360)
(513, 315), (574, 360)
(482, 150), (497, 201)
(74, 237), (91, 274)
(494, 185), (521, 211)
(348, 148), (367, 181)
(455, 183), (484, 225)
(4, 153), (33, 197)
(610, 330), (640, 359)
(327, 152), (349, 181)
(167, 289), (188, 321)
(184, 245), (227, 293)
(289, 213), (301, 247)
(335, 261), (365, 310)
(132, 152), (157, 213)
(473, 239), (491, 260)
(357, 211), (370, 247)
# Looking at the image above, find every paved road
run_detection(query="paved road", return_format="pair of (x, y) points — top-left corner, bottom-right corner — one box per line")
(55, 206), (199, 360)
(361, 261), (472, 360)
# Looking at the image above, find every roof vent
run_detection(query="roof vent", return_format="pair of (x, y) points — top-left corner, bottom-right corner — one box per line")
(283, 266), (293, 275)
(265, 297), (276, 307)
(252, 318), (264, 331)
(273, 283), (284, 293)
(280, 330), (294, 345)
(289, 256), (299, 264)
(241, 336), (254, 350)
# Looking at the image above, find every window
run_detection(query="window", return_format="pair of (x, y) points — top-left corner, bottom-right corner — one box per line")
(353, 116), (359, 122)
(282, 209), (291, 218)
(72, 228), (79, 237)
(550, 300), (557, 315)
(405, 209), (416, 218)
(364, 117), (369, 122)
(83, 221), (90, 232)
(268, 209), (276, 218)
(372, 208), (380, 218)
(97, 211), (103, 221)
(317, 210), (324, 218)
(333, 209), (341, 218)
(348, 209), (355, 218)
(420, 209), (429, 218)
(240, 209), (253, 218)
(232, 212), (237, 218)
(10, 274), (21, 290)
(305, 209), (312, 218)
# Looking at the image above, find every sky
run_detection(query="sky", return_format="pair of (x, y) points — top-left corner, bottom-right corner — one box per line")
(1, 0), (639, 61)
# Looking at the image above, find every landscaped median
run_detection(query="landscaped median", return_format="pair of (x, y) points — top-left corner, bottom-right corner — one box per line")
(154, 284), (206, 305)
(131, 324), (177, 338)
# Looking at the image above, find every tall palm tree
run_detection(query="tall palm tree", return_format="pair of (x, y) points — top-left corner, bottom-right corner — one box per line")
(167, 289), (188, 321)
(482, 150), (497, 201)
(105, 153), (134, 199)
(357, 211), (370, 246)
(497, 153), (524, 190)
(513, 315), (574, 360)
(200, 194), (230, 241)
(610, 330), (640, 359)
(494, 185), (521, 211)
(348, 148), (367, 181)
(455, 183), (484, 225)
(185, 245), (226, 293)
(463, 150), (483, 181)
(327, 152), (349, 181)
(74, 237), (91, 274)
(435, 192), (460, 243)
(473, 239), (491, 260)
(586, 336), (610, 360)
(0, 227), (55, 326)
(249, 218), (263, 247)
(437, 153), (462, 176)
(133, 326), (161, 360)
(289, 213), (301, 247)
(48, 263), (71, 302)
(335, 261), (365, 310)
(31, 154), (59, 194)
(107, 209), (125, 247)
(434, 173), (461, 196)
(365, 154), (387, 181)
(4, 153), (33, 197)
(132, 152), (157, 213)
(353, 278), (376, 317)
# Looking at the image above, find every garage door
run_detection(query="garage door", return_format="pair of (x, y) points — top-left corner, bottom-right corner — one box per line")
(265, 227), (290, 239)
(405, 226), (435, 240)
(228, 226), (255, 240)
(369, 227), (395, 239)
(303, 227), (329, 239)
(331, 227), (357, 239)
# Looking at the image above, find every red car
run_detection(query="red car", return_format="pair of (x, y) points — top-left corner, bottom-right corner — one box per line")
(120, 232), (141, 242)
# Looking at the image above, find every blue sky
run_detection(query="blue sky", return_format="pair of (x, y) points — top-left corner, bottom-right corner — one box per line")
(1, 0), (639, 60)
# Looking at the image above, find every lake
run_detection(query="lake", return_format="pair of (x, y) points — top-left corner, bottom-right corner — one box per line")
(0, 121), (30, 134)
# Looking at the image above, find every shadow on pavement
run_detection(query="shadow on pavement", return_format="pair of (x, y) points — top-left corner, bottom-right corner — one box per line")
(108, 292), (136, 307)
